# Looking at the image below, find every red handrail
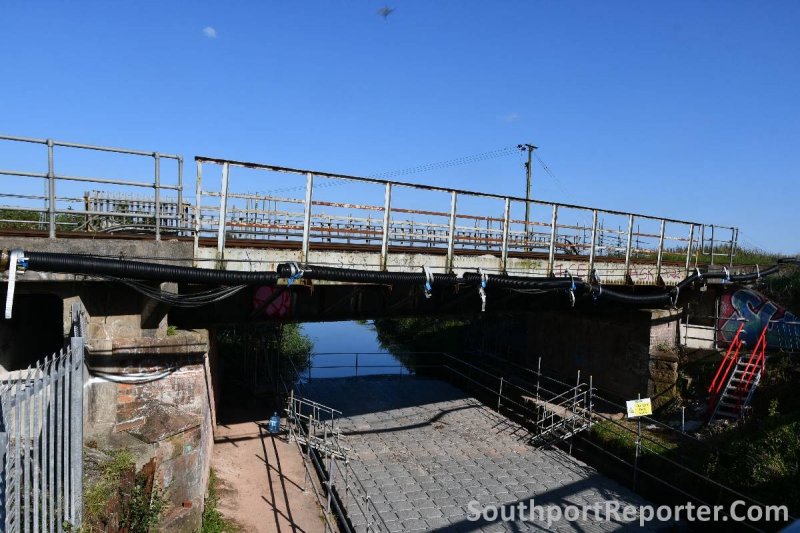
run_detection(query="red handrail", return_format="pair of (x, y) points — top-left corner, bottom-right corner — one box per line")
(709, 323), (744, 394)
(736, 325), (768, 412)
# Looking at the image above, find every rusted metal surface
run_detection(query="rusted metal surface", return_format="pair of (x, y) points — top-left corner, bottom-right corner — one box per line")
(0, 134), (741, 283)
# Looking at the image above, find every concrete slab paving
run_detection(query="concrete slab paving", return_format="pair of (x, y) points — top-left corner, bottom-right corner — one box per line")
(303, 376), (674, 532)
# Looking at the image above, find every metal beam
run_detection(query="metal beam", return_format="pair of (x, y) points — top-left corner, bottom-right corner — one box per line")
(301, 172), (314, 262)
(588, 210), (598, 275)
(624, 214), (634, 277)
(380, 183), (392, 270)
(547, 205), (558, 275)
(501, 198), (510, 274)
(446, 191), (458, 272)
(216, 162), (230, 267)
(656, 219), (666, 280)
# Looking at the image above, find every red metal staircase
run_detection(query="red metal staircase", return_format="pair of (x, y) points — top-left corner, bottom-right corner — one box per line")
(708, 323), (768, 422)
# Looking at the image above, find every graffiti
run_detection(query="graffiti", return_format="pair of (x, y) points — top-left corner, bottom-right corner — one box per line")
(252, 285), (292, 318)
(717, 288), (800, 351)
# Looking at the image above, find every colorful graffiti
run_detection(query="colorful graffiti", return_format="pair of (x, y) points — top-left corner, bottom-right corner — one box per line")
(252, 285), (292, 318)
(718, 288), (800, 351)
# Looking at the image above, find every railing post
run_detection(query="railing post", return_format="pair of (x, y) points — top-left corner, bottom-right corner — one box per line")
(501, 198), (510, 274)
(547, 205), (558, 275)
(302, 172), (314, 262)
(70, 331), (84, 528)
(216, 162), (230, 266)
(685, 224), (695, 274)
(325, 455), (335, 524)
(47, 139), (56, 238)
(633, 393), (641, 492)
(153, 152), (161, 241)
(729, 228), (738, 266)
(589, 375), (593, 430)
(380, 183), (392, 270)
(624, 214), (634, 278)
(194, 160), (203, 264)
(497, 377), (503, 412)
(656, 219), (666, 281)
(588, 210), (598, 274)
(177, 156), (184, 233)
(446, 191), (457, 272)
(709, 224), (715, 266)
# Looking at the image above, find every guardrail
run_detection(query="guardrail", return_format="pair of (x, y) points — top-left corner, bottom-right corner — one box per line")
(194, 156), (738, 274)
(0, 134), (184, 241)
(0, 134), (740, 274)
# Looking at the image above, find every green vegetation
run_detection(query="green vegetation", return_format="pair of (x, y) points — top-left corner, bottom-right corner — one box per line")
(0, 207), (85, 231)
(201, 469), (240, 533)
(589, 352), (800, 516)
(217, 323), (314, 380)
(166, 325), (178, 336)
(372, 317), (473, 354)
(79, 447), (166, 533)
(754, 268), (800, 311)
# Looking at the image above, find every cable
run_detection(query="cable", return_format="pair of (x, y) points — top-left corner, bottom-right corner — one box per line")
(256, 146), (517, 196)
(7, 248), (799, 309)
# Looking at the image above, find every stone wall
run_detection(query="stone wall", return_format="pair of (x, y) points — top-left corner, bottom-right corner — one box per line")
(84, 327), (214, 532)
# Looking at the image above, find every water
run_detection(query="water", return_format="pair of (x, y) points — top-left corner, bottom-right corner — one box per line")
(301, 321), (409, 379)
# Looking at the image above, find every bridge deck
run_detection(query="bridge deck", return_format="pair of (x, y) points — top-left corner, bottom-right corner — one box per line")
(303, 376), (668, 532)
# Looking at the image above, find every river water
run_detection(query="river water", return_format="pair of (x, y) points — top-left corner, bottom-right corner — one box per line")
(300, 321), (408, 379)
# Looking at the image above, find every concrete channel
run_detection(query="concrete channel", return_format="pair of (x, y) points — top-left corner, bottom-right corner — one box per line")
(303, 376), (672, 532)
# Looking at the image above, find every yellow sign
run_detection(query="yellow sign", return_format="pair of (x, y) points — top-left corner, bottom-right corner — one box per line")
(626, 398), (652, 418)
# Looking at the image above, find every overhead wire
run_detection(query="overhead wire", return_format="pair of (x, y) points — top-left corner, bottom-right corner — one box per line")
(255, 146), (517, 196)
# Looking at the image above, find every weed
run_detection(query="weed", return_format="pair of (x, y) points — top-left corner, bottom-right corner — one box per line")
(201, 469), (240, 533)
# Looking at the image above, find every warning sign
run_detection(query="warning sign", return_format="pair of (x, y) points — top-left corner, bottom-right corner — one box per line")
(626, 398), (653, 418)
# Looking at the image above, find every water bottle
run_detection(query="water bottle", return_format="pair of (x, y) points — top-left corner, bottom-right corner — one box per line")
(269, 412), (280, 433)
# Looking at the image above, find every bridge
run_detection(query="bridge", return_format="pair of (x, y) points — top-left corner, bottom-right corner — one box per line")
(2, 133), (789, 532)
(0, 133), (740, 287)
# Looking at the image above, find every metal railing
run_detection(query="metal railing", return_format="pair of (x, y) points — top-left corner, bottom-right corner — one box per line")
(194, 156), (738, 276)
(0, 134), (184, 240)
(0, 134), (740, 276)
(296, 350), (793, 531)
(280, 353), (390, 532)
(0, 303), (84, 532)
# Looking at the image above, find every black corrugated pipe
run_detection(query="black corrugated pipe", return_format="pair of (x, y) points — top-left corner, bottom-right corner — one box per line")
(24, 251), (279, 285)
(277, 264), (459, 286)
(461, 272), (583, 291)
(595, 287), (674, 305)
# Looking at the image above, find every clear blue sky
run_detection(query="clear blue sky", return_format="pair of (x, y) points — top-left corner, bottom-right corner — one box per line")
(1, 1), (798, 253)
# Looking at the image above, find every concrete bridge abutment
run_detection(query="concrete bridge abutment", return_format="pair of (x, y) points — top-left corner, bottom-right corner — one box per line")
(525, 308), (682, 409)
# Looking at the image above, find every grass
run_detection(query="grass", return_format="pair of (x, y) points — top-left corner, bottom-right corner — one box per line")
(82, 448), (136, 531)
(78, 447), (166, 533)
(754, 268), (800, 311)
(588, 351), (800, 517)
(201, 469), (240, 533)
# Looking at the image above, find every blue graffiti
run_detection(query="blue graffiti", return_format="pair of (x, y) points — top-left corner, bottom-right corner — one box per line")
(719, 289), (800, 351)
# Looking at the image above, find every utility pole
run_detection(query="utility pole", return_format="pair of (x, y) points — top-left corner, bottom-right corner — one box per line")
(518, 143), (537, 240)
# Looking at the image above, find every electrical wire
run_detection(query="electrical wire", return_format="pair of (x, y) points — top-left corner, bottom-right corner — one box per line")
(103, 276), (247, 307)
(11, 249), (800, 308)
(256, 146), (517, 196)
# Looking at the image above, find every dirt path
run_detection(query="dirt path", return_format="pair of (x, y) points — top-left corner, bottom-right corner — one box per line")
(212, 419), (327, 533)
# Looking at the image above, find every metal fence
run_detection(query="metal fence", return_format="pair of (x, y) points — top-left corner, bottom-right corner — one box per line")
(281, 360), (390, 533)
(0, 134), (184, 240)
(0, 134), (740, 275)
(194, 156), (739, 276)
(0, 303), (84, 532)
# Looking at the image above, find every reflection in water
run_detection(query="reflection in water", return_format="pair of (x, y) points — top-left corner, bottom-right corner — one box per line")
(301, 321), (409, 379)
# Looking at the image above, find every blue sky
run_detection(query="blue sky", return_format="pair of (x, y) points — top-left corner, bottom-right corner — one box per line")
(1, 1), (798, 253)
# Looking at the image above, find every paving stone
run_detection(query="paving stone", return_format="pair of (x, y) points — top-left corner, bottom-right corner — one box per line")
(304, 377), (668, 533)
